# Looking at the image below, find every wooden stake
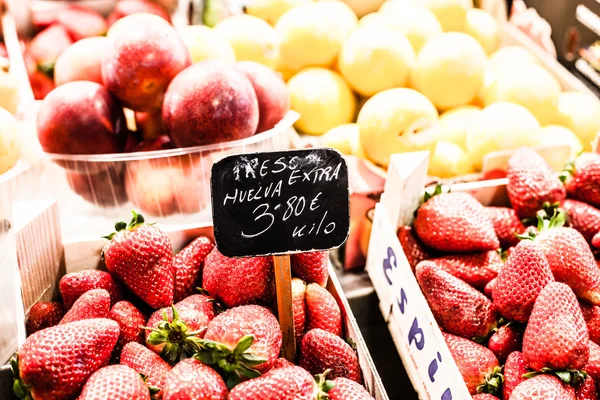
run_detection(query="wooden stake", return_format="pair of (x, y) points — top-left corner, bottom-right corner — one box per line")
(273, 254), (296, 361)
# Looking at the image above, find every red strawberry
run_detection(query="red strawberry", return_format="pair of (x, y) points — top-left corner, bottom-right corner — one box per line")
(593, 232), (600, 248)
(26, 302), (65, 335)
(503, 351), (527, 400)
(510, 375), (576, 400)
(146, 294), (216, 364)
(28, 24), (73, 72)
(576, 376), (597, 400)
(580, 302), (600, 346)
(482, 168), (507, 180)
(55, 5), (107, 41)
(328, 377), (374, 400)
(413, 191), (499, 252)
(198, 305), (282, 385)
(487, 324), (522, 364)
(292, 278), (307, 343)
(492, 240), (554, 322)
(228, 365), (320, 400)
(110, 300), (146, 361)
(271, 357), (295, 369)
(416, 261), (498, 339)
(471, 395), (498, 400)
(305, 283), (342, 337)
(584, 340), (600, 382)
(162, 358), (227, 400)
(290, 251), (329, 286)
(28, 70), (55, 100)
(12, 318), (119, 400)
(108, 0), (172, 26)
(535, 226), (600, 305)
(522, 282), (590, 371)
(397, 225), (433, 271)
(427, 250), (501, 290)
(103, 212), (175, 309)
(202, 248), (274, 307)
(173, 236), (214, 302)
(79, 365), (150, 400)
(442, 333), (501, 395)
(299, 328), (362, 383)
(484, 278), (497, 299)
(60, 288), (110, 324)
(562, 152), (600, 208)
(485, 206), (526, 247)
(507, 147), (566, 218)
(60, 269), (124, 309)
(120, 342), (172, 398)
(563, 199), (600, 244)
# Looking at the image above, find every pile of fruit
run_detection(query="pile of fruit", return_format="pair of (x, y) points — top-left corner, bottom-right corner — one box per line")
(230, 0), (600, 179)
(12, 211), (373, 399)
(0, 38), (21, 176)
(399, 147), (600, 398)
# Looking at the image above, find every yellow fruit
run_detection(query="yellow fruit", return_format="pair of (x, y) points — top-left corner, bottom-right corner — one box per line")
(417, 0), (473, 32)
(466, 102), (542, 170)
(376, 4), (443, 54)
(358, 88), (439, 167)
(244, 0), (312, 25)
(214, 15), (279, 69)
(488, 46), (540, 69)
(341, 0), (386, 17)
(276, 1), (357, 72)
(555, 91), (600, 151)
(288, 68), (356, 135)
(321, 123), (363, 157)
(338, 26), (415, 97)
(410, 32), (486, 110)
(482, 63), (561, 126)
(180, 25), (236, 64)
(429, 140), (474, 178)
(0, 69), (19, 115)
(438, 105), (481, 148)
(541, 125), (583, 159)
(465, 8), (500, 54)
(0, 107), (20, 174)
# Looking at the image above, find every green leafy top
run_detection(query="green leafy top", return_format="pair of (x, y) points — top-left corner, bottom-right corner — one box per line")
(518, 204), (566, 241)
(315, 370), (335, 400)
(477, 366), (504, 396)
(102, 210), (146, 240)
(11, 355), (33, 400)
(559, 150), (584, 183)
(523, 368), (587, 386)
(423, 184), (447, 203)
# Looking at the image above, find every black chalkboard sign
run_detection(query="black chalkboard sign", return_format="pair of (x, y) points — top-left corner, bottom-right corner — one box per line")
(210, 149), (350, 258)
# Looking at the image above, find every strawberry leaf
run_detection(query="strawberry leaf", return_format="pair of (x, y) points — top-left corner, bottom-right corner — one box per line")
(477, 366), (503, 396)
(233, 335), (254, 355)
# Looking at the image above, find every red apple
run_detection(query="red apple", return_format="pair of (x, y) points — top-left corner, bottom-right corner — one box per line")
(236, 61), (290, 133)
(162, 60), (259, 147)
(135, 109), (165, 140)
(66, 165), (128, 207)
(54, 37), (109, 86)
(102, 13), (191, 111)
(107, 0), (171, 26)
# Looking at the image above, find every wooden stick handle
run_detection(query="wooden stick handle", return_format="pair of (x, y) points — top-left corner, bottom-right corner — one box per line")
(273, 254), (296, 361)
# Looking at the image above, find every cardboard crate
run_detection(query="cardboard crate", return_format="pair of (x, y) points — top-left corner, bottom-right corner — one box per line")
(0, 200), (389, 399)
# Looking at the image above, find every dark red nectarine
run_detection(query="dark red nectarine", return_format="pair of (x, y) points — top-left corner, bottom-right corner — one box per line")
(66, 165), (128, 207)
(54, 37), (108, 86)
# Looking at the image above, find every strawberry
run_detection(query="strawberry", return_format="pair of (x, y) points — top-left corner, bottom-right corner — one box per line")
(197, 305), (282, 386)
(507, 147), (566, 218)
(593, 232), (600, 248)
(397, 225), (433, 271)
(271, 357), (295, 369)
(110, 300), (146, 361)
(413, 191), (499, 252)
(103, 211), (175, 309)
(584, 340), (600, 382)
(299, 328), (362, 383)
(580, 301), (600, 345)
(576, 376), (597, 400)
(290, 251), (329, 286)
(485, 206), (526, 247)
(522, 282), (590, 372)
(108, 0), (172, 26)
(79, 365), (150, 400)
(146, 294), (216, 364)
(471, 395), (498, 400)
(60, 288), (111, 324)
(12, 318), (119, 400)
(306, 283), (342, 337)
(28, 24), (73, 75)
(328, 377), (374, 400)
(202, 248), (274, 307)
(509, 375), (576, 400)
(228, 365), (322, 400)
(492, 240), (554, 322)
(60, 269), (124, 309)
(427, 250), (501, 290)
(28, 70), (55, 100)
(416, 261), (498, 339)
(534, 225), (600, 305)
(162, 358), (227, 400)
(562, 152), (600, 208)
(53, 5), (107, 41)
(562, 199), (600, 244)
(443, 333), (501, 395)
(503, 351), (527, 400)
(487, 324), (522, 364)
(120, 342), (172, 398)
(484, 278), (497, 299)
(26, 301), (64, 335)
(292, 278), (307, 344)
(173, 236), (214, 302)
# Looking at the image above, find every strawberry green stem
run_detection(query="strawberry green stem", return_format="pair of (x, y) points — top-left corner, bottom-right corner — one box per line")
(11, 355), (33, 400)
(477, 366), (504, 396)
(315, 370), (335, 400)
(523, 368), (588, 386)
(102, 210), (147, 240)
